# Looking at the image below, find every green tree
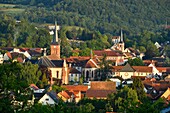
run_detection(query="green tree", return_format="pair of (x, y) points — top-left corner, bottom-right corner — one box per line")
(132, 77), (146, 100)
(128, 58), (144, 66)
(79, 48), (91, 56)
(97, 54), (113, 81)
(108, 86), (139, 112)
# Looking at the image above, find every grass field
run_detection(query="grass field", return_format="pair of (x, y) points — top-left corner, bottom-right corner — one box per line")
(0, 3), (16, 8)
(0, 3), (25, 14)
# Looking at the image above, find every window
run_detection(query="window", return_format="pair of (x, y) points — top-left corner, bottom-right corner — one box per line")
(45, 98), (49, 101)
(92, 71), (93, 78)
(56, 71), (59, 78)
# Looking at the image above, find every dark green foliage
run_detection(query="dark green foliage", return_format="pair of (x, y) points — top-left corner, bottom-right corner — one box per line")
(132, 77), (146, 100)
(0, 14), (51, 48)
(128, 58), (144, 66)
(96, 54), (113, 81)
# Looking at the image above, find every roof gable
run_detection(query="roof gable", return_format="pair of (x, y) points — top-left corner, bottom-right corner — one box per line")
(120, 63), (135, 72)
(85, 59), (98, 68)
(38, 57), (55, 67)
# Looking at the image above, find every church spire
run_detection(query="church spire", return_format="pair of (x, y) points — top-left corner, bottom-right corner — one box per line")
(120, 29), (123, 43)
(53, 21), (59, 43)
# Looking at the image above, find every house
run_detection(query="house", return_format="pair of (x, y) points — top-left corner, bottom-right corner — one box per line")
(93, 50), (124, 66)
(57, 90), (75, 102)
(39, 91), (59, 105)
(86, 81), (116, 99)
(161, 88), (170, 101)
(63, 85), (88, 102)
(143, 79), (170, 100)
(113, 63), (161, 80)
(68, 67), (81, 82)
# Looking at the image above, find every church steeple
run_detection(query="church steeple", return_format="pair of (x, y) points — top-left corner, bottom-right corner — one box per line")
(50, 21), (60, 59)
(120, 29), (123, 43)
(52, 21), (59, 44)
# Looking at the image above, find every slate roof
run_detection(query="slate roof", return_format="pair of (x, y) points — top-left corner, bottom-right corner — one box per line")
(120, 63), (135, 72)
(38, 57), (55, 67)
(69, 68), (81, 74)
(47, 91), (59, 103)
(51, 60), (64, 67)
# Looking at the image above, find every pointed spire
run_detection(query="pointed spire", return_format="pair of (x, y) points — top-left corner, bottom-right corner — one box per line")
(55, 20), (58, 43)
(120, 29), (123, 43)
(52, 20), (59, 43)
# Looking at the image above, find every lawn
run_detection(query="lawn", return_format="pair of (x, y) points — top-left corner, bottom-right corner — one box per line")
(0, 3), (25, 14)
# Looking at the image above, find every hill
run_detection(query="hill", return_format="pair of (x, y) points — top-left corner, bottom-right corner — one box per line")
(0, 0), (169, 35)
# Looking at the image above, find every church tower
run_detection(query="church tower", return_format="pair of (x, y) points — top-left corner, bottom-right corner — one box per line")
(50, 21), (60, 59)
(118, 29), (125, 52)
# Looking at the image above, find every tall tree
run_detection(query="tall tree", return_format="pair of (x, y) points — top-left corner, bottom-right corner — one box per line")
(97, 54), (113, 81)
(132, 77), (146, 100)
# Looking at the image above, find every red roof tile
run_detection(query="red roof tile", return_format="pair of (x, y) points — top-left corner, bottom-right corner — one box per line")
(85, 59), (98, 68)
(93, 50), (124, 56)
(63, 85), (88, 92)
(86, 90), (116, 98)
(90, 81), (116, 90)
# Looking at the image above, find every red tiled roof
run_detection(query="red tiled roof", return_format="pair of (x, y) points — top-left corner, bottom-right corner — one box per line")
(157, 67), (170, 73)
(113, 66), (152, 73)
(7, 52), (12, 59)
(143, 80), (170, 91)
(17, 57), (23, 63)
(58, 90), (74, 99)
(68, 68), (81, 74)
(90, 81), (116, 90)
(86, 90), (116, 98)
(93, 50), (124, 56)
(30, 84), (39, 90)
(133, 66), (152, 72)
(85, 59), (98, 68)
(63, 85), (88, 92)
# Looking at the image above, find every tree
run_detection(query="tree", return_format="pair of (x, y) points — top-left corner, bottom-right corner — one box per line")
(128, 58), (144, 66)
(132, 77), (146, 100)
(79, 48), (91, 56)
(108, 86), (139, 112)
(144, 41), (159, 59)
(19, 62), (42, 85)
(97, 54), (113, 81)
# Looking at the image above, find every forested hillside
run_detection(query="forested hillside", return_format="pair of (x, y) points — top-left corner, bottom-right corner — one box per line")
(0, 0), (169, 35)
